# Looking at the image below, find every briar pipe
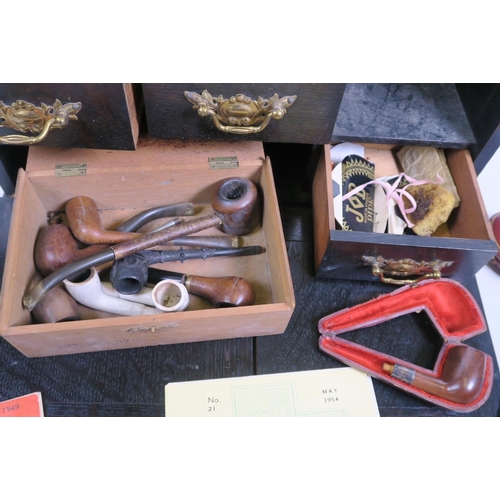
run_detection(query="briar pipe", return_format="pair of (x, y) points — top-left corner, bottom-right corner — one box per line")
(382, 344), (490, 406)
(148, 267), (256, 308)
(109, 247), (263, 295)
(31, 284), (81, 324)
(23, 177), (261, 311)
(65, 197), (195, 244)
(34, 224), (109, 276)
(34, 203), (193, 275)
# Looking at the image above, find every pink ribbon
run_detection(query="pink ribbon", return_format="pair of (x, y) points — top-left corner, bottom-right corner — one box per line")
(341, 173), (443, 229)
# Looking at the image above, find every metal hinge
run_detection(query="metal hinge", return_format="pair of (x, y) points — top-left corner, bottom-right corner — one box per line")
(55, 163), (87, 177)
(208, 156), (239, 170)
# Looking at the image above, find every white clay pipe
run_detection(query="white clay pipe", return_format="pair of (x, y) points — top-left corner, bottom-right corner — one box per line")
(100, 280), (189, 312)
(63, 268), (158, 316)
(100, 281), (155, 307)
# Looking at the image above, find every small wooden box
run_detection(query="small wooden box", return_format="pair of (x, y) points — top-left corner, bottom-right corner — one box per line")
(312, 144), (498, 282)
(0, 138), (295, 357)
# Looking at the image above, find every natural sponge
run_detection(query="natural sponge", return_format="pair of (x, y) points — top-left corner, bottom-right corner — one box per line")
(404, 183), (455, 236)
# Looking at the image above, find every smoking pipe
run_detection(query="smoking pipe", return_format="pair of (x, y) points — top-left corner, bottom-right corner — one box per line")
(23, 177), (261, 311)
(31, 284), (81, 324)
(147, 267), (256, 308)
(34, 224), (109, 276)
(65, 197), (195, 244)
(63, 268), (158, 317)
(109, 246), (263, 295)
(382, 344), (490, 406)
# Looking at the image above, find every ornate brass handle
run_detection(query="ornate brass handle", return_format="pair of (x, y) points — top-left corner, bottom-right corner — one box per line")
(184, 90), (296, 135)
(362, 255), (453, 285)
(0, 99), (81, 145)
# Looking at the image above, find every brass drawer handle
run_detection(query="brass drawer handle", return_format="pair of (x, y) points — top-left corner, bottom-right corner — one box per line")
(0, 99), (81, 145)
(362, 255), (453, 285)
(184, 90), (296, 135)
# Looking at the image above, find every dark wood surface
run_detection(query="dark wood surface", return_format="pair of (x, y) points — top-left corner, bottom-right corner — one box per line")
(0, 142), (499, 417)
(332, 84), (476, 149)
(456, 84), (500, 174)
(142, 84), (345, 145)
(0, 84), (139, 150)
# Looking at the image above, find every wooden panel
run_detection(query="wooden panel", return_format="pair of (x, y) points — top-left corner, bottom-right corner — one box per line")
(26, 137), (265, 211)
(312, 144), (333, 273)
(142, 84), (345, 145)
(332, 84), (476, 149)
(0, 83), (139, 150)
(0, 169), (46, 330)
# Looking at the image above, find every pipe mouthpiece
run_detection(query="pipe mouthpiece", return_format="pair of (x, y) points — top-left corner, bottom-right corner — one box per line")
(382, 363), (394, 374)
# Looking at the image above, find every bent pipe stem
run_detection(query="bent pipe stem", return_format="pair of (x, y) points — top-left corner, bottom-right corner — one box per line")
(114, 203), (194, 232)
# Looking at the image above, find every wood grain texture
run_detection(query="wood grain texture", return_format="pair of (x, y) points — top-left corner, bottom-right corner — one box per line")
(0, 84), (139, 150)
(142, 84), (345, 145)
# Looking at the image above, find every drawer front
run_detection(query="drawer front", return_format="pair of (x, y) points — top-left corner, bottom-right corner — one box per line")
(316, 231), (497, 284)
(0, 83), (139, 150)
(142, 83), (345, 144)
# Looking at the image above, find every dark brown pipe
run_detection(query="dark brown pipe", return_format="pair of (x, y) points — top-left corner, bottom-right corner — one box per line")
(187, 275), (255, 308)
(31, 284), (81, 323)
(34, 224), (109, 275)
(23, 177), (261, 311)
(382, 344), (490, 405)
(148, 268), (256, 308)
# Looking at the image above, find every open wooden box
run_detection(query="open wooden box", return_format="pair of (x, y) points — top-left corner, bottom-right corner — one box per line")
(0, 138), (295, 357)
(312, 143), (498, 282)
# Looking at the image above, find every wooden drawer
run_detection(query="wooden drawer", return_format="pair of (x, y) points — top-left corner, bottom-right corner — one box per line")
(142, 84), (345, 145)
(312, 143), (498, 282)
(0, 138), (295, 357)
(0, 84), (140, 150)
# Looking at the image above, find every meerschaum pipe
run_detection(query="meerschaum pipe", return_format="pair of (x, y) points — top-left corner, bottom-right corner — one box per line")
(23, 177), (261, 311)
(382, 344), (489, 405)
(101, 282), (155, 307)
(148, 268), (256, 308)
(101, 281), (191, 313)
(63, 268), (158, 316)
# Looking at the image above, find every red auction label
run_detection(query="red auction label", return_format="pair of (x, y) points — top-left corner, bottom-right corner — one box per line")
(0, 392), (44, 417)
